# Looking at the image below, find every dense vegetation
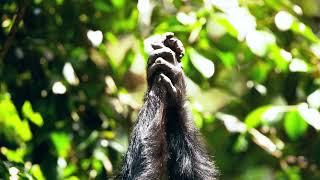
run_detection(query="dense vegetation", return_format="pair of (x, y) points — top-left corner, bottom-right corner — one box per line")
(1, 0), (320, 179)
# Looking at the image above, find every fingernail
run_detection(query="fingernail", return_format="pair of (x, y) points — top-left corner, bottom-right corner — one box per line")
(165, 32), (174, 38)
(155, 59), (161, 64)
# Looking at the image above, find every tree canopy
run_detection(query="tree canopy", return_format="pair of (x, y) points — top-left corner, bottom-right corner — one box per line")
(1, 0), (320, 179)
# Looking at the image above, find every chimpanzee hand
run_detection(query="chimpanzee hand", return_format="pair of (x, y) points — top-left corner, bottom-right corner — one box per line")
(120, 33), (216, 180)
(146, 33), (186, 106)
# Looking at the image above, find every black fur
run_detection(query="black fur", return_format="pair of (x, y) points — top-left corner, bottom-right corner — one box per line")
(118, 34), (216, 180)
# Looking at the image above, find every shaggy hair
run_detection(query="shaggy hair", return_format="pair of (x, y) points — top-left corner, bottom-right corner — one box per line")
(118, 34), (217, 180)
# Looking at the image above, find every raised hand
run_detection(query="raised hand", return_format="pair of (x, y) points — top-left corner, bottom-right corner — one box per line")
(147, 33), (186, 106)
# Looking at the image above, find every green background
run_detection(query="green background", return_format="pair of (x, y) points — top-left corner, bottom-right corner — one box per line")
(1, 0), (320, 179)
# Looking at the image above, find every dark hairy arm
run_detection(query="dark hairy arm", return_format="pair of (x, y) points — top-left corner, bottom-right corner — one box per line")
(119, 33), (217, 180)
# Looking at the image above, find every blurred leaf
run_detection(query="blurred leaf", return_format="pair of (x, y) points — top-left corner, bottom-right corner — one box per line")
(298, 104), (320, 130)
(2, 0), (320, 179)
(207, 15), (226, 39)
(18, 121), (32, 141)
(233, 135), (248, 152)
(94, 0), (111, 12)
(0, 147), (26, 163)
(30, 164), (45, 180)
(284, 110), (308, 141)
(216, 51), (236, 69)
(101, 131), (115, 139)
(22, 101), (44, 127)
(276, 166), (301, 180)
(307, 89), (320, 109)
(240, 166), (273, 180)
(249, 129), (278, 155)
(189, 48), (215, 78)
(246, 30), (276, 56)
(289, 58), (310, 72)
(291, 21), (320, 43)
(216, 113), (246, 133)
(193, 110), (204, 129)
(213, 13), (238, 37)
(111, 0), (125, 9)
(250, 62), (272, 83)
(262, 106), (285, 124)
(245, 106), (272, 128)
(0, 93), (32, 143)
(268, 46), (289, 71)
(51, 132), (71, 158)
(93, 148), (113, 174)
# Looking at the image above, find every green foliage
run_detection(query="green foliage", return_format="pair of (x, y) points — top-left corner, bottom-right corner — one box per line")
(50, 132), (71, 158)
(1, 0), (320, 179)
(0, 93), (32, 144)
(22, 101), (44, 127)
(284, 110), (308, 141)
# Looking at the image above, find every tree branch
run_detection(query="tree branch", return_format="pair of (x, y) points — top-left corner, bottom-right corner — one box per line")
(0, 0), (29, 61)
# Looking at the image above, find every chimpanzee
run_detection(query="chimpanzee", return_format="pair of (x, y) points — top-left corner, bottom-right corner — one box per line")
(118, 33), (217, 180)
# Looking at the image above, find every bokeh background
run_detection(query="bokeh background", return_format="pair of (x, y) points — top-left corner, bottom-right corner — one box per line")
(1, 0), (320, 179)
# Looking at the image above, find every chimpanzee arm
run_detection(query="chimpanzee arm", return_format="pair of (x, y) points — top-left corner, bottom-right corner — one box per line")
(149, 34), (217, 179)
(119, 84), (168, 180)
(166, 105), (217, 180)
(119, 33), (217, 180)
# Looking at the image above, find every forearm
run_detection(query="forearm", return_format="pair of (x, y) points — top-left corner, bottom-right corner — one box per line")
(120, 85), (167, 179)
(165, 105), (216, 180)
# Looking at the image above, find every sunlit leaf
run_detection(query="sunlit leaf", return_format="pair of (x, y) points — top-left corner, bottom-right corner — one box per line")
(226, 7), (256, 40)
(249, 129), (278, 156)
(274, 11), (294, 31)
(193, 110), (203, 129)
(192, 88), (234, 113)
(245, 106), (272, 128)
(0, 147), (26, 163)
(22, 101), (44, 127)
(216, 51), (236, 69)
(291, 21), (320, 43)
(216, 113), (246, 133)
(233, 135), (248, 153)
(111, 0), (124, 8)
(262, 106), (285, 124)
(298, 104), (320, 130)
(101, 131), (116, 139)
(30, 164), (45, 180)
(289, 58), (310, 72)
(51, 132), (71, 158)
(311, 43), (320, 57)
(176, 12), (196, 25)
(56, 0), (64, 5)
(268, 45), (289, 71)
(189, 48), (215, 78)
(210, 0), (238, 12)
(212, 13), (238, 37)
(137, 0), (155, 26)
(246, 30), (275, 56)
(307, 89), (320, 109)
(18, 121), (32, 141)
(250, 62), (272, 83)
(284, 110), (308, 141)
(94, 0), (111, 12)
(0, 94), (32, 143)
(207, 15), (226, 39)
(93, 148), (113, 174)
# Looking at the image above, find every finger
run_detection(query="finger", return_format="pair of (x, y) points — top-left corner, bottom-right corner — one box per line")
(147, 57), (182, 81)
(158, 73), (177, 97)
(164, 37), (185, 61)
(151, 43), (165, 50)
(164, 32), (174, 39)
(147, 47), (177, 67)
